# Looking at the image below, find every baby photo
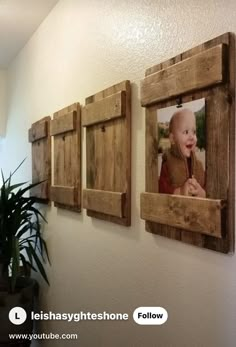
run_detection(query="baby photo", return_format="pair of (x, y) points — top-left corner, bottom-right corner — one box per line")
(157, 99), (206, 198)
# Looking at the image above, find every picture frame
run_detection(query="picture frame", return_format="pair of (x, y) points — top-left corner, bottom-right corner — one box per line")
(82, 80), (131, 226)
(140, 32), (235, 253)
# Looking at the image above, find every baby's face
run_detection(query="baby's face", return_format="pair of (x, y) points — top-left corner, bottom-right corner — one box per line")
(170, 111), (197, 158)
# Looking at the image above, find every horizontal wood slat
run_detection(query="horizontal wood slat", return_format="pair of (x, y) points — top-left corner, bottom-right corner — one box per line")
(83, 189), (126, 217)
(141, 44), (226, 106)
(82, 91), (126, 127)
(28, 121), (47, 142)
(50, 111), (76, 136)
(51, 186), (78, 206)
(141, 193), (225, 238)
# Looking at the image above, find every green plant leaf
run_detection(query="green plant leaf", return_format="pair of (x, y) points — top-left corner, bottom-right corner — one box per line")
(0, 161), (50, 292)
(27, 241), (49, 285)
(11, 236), (20, 292)
(20, 253), (37, 273)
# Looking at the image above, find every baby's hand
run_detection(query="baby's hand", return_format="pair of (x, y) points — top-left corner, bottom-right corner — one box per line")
(188, 176), (206, 198)
(179, 179), (193, 196)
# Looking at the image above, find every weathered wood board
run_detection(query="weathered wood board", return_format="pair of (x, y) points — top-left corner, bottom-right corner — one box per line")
(51, 103), (81, 212)
(82, 80), (131, 226)
(141, 193), (225, 238)
(141, 44), (226, 106)
(82, 91), (126, 126)
(83, 189), (126, 218)
(141, 32), (235, 253)
(28, 116), (51, 202)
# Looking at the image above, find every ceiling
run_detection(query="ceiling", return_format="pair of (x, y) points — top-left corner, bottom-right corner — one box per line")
(0, 0), (59, 68)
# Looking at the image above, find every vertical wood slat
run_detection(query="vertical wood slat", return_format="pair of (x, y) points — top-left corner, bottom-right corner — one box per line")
(52, 103), (81, 212)
(84, 80), (131, 226)
(227, 32), (235, 253)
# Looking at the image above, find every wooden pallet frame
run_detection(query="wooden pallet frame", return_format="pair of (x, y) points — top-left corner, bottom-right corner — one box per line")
(140, 32), (235, 253)
(28, 116), (51, 202)
(82, 80), (131, 226)
(50, 103), (81, 212)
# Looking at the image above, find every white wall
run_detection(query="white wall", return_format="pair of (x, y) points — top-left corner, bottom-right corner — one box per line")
(0, 69), (6, 137)
(2, 0), (236, 346)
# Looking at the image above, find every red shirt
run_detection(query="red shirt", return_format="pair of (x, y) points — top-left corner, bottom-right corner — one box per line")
(159, 161), (175, 194)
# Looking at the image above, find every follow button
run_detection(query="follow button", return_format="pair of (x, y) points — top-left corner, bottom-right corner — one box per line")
(133, 307), (168, 325)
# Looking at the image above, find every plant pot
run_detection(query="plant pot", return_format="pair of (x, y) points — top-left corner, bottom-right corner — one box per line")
(0, 277), (38, 346)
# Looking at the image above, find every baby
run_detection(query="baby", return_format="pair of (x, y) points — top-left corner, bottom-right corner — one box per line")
(159, 108), (206, 197)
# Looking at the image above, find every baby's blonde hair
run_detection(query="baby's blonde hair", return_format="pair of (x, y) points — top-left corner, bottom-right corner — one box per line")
(169, 108), (195, 134)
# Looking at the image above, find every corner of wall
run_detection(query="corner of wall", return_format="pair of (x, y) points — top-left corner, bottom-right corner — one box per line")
(0, 69), (7, 137)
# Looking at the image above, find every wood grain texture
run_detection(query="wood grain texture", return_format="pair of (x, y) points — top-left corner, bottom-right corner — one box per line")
(227, 32), (235, 253)
(50, 111), (76, 136)
(141, 193), (225, 238)
(145, 54), (182, 77)
(82, 91), (126, 127)
(84, 80), (131, 225)
(29, 117), (51, 202)
(83, 189), (125, 217)
(52, 103), (81, 212)
(143, 32), (235, 253)
(205, 86), (229, 199)
(28, 120), (47, 142)
(51, 186), (78, 206)
(141, 44), (226, 106)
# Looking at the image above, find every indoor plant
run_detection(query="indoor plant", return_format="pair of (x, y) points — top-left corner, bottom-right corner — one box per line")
(0, 161), (50, 344)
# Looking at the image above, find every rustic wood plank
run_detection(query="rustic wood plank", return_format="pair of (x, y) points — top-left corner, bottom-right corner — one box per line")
(146, 106), (158, 193)
(141, 193), (225, 238)
(83, 189), (125, 217)
(50, 111), (76, 136)
(52, 103), (81, 211)
(28, 121), (47, 142)
(145, 33), (230, 77)
(206, 86), (229, 199)
(82, 91), (126, 127)
(51, 186), (78, 206)
(85, 80), (131, 226)
(141, 44), (226, 106)
(227, 32), (235, 253)
(86, 80), (129, 104)
(29, 116), (51, 202)
(83, 189), (125, 218)
(145, 54), (182, 77)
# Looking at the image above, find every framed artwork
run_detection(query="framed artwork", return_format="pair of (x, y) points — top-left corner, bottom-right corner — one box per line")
(82, 80), (131, 226)
(157, 99), (206, 187)
(28, 116), (51, 203)
(140, 32), (235, 253)
(50, 103), (81, 212)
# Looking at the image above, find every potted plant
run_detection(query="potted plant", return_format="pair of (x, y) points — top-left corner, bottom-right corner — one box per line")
(0, 161), (50, 345)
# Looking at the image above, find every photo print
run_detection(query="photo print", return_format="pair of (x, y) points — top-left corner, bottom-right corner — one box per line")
(157, 98), (206, 198)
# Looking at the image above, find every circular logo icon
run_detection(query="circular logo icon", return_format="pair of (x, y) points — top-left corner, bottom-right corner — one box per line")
(9, 307), (27, 325)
